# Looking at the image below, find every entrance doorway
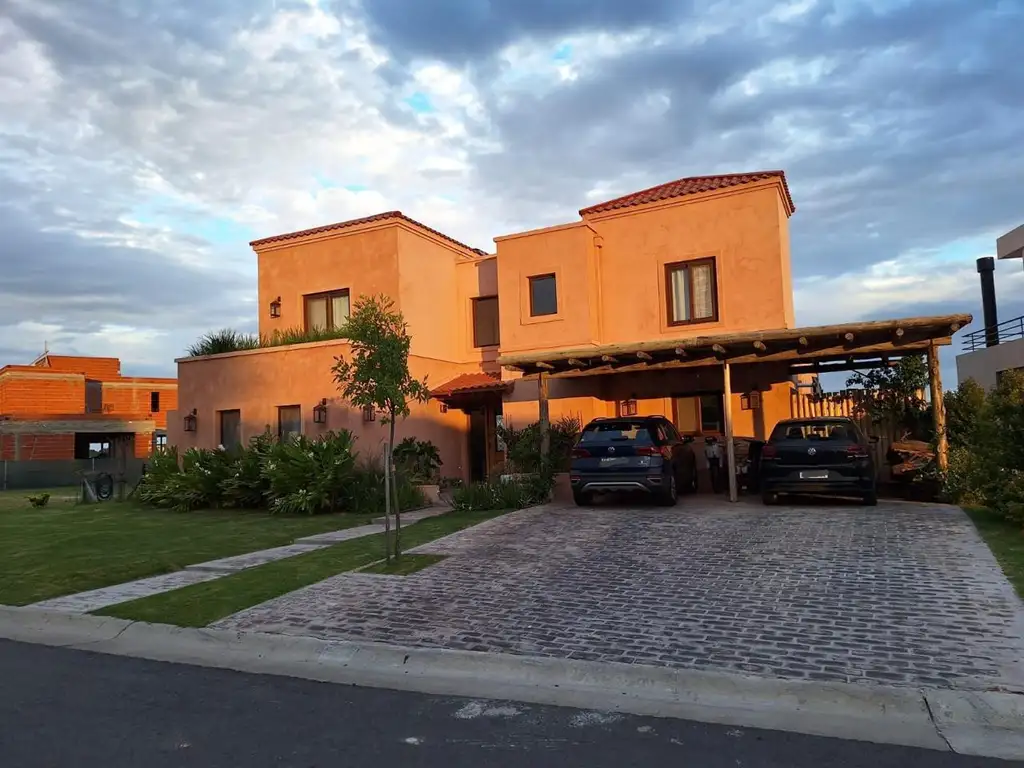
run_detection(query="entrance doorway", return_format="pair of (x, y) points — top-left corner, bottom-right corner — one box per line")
(468, 408), (488, 482)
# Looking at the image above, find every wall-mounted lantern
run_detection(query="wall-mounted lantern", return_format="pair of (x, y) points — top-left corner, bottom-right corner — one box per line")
(269, 296), (281, 318)
(183, 408), (198, 432)
(313, 398), (328, 424)
(620, 399), (638, 416)
(740, 392), (762, 411)
(362, 404), (376, 422)
(439, 402), (449, 414)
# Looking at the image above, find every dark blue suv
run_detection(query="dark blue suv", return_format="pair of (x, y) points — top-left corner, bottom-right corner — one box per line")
(569, 416), (697, 506)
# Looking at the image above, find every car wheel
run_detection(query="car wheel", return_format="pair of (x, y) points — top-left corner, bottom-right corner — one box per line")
(658, 474), (678, 506)
(862, 490), (878, 506)
(573, 489), (593, 507)
(762, 490), (779, 506)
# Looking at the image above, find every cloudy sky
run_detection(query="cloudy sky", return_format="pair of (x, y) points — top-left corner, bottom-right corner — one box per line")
(1, 0), (1021, 385)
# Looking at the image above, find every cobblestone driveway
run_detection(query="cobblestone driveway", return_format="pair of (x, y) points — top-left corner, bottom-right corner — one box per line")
(214, 499), (1024, 691)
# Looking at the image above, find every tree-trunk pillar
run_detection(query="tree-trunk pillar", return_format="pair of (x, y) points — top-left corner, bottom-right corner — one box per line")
(538, 371), (550, 462)
(928, 343), (948, 472)
(723, 361), (738, 502)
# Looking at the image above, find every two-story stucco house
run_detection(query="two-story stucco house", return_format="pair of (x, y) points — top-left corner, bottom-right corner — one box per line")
(169, 171), (968, 492)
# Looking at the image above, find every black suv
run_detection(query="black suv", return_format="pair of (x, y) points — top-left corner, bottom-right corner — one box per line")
(759, 417), (878, 505)
(569, 416), (697, 506)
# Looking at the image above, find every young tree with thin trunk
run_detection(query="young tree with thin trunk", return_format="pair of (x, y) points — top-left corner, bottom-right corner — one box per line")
(331, 295), (430, 561)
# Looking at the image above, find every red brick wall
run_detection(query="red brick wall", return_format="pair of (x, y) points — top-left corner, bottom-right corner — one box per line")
(134, 432), (154, 458)
(100, 382), (177, 429)
(0, 433), (75, 460)
(41, 356), (121, 380)
(0, 373), (85, 415)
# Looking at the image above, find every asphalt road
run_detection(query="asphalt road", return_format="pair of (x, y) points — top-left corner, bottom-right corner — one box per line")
(0, 639), (1016, 768)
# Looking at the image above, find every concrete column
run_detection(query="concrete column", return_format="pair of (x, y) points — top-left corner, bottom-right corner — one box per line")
(538, 372), (550, 462)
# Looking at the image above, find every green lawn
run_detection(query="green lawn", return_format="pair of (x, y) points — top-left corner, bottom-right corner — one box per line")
(0, 488), (373, 606)
(98, 509), (509, 627)
(965, 507), (1024, 598)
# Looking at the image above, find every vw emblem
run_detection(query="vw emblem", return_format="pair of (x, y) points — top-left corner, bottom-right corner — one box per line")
(608, 446), (616, 454)
(807, 447), (817, 456)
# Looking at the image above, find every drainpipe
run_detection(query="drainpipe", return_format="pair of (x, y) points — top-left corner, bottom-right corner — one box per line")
(977, 257), (999, 347)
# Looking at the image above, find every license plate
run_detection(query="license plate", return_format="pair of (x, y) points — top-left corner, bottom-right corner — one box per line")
(800, 470), (829, 480)
(600, 457), (628, 467)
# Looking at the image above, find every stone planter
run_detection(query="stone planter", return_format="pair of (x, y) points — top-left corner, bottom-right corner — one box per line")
(416, 484), (441, 505)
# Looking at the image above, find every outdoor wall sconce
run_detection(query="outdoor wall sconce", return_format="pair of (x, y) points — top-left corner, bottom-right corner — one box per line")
(740, 392), (762, 411)
(183, 408), (198, 432)
(362, 404), (376, 422)
(620, 399), (638, 416)
(313, 398), (328, 424)
(269, 296), (281, 318)
(439, 403), (449, 414)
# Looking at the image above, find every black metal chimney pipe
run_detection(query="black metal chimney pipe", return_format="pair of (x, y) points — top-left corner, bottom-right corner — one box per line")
(977, 256), (999, 347)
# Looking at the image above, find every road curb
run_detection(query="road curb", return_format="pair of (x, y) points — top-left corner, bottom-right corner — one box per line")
(0, 606), (1020, 759)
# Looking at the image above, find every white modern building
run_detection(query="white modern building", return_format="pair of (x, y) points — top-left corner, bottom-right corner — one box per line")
(956, 224), (1024, 389)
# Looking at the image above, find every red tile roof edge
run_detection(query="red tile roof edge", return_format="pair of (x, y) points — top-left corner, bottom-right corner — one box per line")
(249, 211), (487, 255)
(579, 170), (795, 217)
(430, 372), (509, 398)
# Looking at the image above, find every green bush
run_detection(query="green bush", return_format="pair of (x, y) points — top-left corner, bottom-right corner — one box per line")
(342, 455), (427, 516)
(942, 370), (1024, 524)
(451, 471), (554, 512)
(262, 431), (357, 515)
(497, 416), (581, 473)
(185, 326), (348, 358)
(392, 437), (442, 484)
(27, 493), (50, 508)
(220, 430), (276, 508)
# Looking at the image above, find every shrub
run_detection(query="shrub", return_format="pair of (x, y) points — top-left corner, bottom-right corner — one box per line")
(392, 437), (442, 484)
(27, 493), (50, 508)
(186, 329), (260, 357)
(220, 430), (276, 508)
(261, 431), (357, 515)
(497, 415), (581, 474)
(942, 370), (1024, 524)
(451, 469), (554, 512)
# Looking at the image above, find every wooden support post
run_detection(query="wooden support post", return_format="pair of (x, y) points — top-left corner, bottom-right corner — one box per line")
(928, 342), (948, 472)
(723, 361), (738, 502)
(538, 370), (551, 463)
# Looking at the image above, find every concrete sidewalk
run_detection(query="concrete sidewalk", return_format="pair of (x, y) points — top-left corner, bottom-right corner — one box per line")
(0, 606), (1021, 762)
(28, 506), (449, 614)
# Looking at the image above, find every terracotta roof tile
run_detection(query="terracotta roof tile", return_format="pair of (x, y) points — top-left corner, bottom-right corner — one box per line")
(431, 372), (509, 398)
(250, 211), (487, 255)
(579, 170), (795, 217)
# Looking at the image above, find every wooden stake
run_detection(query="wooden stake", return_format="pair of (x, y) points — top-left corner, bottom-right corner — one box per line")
(928, 342), (948, 472)
(538, 371), (551, 462)
(723, 361), (738, 502)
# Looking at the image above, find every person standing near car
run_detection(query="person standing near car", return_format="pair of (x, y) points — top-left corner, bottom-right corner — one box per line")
(704, 436), (723, 493)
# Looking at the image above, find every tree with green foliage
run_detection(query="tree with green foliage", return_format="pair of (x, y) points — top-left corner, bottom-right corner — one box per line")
(944, 377), (986, 449)
(846, 356), (931, 439)
(331, 295), (431, 560)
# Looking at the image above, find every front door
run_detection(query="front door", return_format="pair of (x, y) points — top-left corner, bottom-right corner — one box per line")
(468, 408), (487, 482)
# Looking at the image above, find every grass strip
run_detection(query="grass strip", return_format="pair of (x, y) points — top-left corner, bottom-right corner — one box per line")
(97, 509), (509, 627)
(359, 553), (447, 575)
(0, 488), (371, 606)
(965, 506), (1024, 598)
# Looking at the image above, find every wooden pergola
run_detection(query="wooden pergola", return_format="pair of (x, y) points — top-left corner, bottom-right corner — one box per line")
(498, 313), (971, 501)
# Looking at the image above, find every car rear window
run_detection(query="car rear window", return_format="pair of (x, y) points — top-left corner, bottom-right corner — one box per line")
(579, 422), (655, 444)
(770, 421), (858, 442)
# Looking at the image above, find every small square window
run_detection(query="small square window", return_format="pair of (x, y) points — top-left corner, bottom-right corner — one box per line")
(529, 274), (557, 317)
(666, 258), (718, 326)
(304, 289), (350, 331)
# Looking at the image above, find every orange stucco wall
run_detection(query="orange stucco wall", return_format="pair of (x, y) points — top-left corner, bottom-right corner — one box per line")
(177, 178), (799, 483)
(169, 340), (476, 481)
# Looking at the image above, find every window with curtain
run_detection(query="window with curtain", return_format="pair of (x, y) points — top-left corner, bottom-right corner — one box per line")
(665, 258), (718, 325)
(304, 289), (350, 331)
(472, 296), (500, 347)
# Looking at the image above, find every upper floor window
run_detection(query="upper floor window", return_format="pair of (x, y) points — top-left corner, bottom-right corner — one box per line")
(305, 289), (350, 331)
(666, 258), (717, 326)
(472, 296), (500, 347)
(150, 391), (160, 413)
(529, 274), (557, 317)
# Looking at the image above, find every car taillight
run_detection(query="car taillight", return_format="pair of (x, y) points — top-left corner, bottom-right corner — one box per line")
(571, 447), (591, 458)
(847, 444), (869, 458)
(636, 445), (671, 458)
(761, 444), (778, 459)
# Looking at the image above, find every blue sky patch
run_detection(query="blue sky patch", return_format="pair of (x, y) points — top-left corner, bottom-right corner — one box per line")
(553, 43), (573, 62)
(404, 91), (435, 114)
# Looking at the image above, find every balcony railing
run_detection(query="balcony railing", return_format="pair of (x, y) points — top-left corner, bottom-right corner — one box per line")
(962, 315), (1024, 352)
